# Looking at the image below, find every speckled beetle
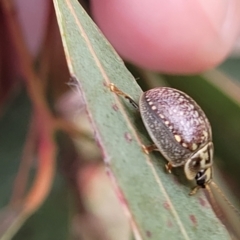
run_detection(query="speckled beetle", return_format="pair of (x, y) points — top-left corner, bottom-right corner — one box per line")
(109, 83), (213, 195)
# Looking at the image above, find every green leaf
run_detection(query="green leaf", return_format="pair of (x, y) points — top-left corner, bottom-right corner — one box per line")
(53, 0), (231, 239)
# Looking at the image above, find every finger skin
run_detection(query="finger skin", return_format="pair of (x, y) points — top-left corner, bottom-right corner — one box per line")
(91, 0), (240, 74)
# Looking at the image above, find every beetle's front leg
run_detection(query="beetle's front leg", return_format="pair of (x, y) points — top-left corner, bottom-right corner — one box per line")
(109, 83), (139, 110)
(189, 185), (201, 196)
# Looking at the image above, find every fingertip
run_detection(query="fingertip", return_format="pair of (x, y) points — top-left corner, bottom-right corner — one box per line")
(91, 0), (240, 74)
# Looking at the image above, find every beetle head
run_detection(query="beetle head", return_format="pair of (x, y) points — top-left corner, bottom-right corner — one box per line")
(195, 167), (213, 188)
(184, 142), (214, 185)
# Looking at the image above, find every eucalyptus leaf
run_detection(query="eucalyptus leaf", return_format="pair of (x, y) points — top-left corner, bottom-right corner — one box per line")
(53, 0), (231, 239)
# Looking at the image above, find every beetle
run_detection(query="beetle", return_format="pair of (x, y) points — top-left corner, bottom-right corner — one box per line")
(109, 83), (213, 195)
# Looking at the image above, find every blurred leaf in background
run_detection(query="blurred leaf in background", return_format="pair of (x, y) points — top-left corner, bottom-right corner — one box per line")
(0, 0), (240, 240)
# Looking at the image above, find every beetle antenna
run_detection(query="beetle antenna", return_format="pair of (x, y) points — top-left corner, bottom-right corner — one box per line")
(205, 184), (223, 218)
(210, 181), (240, 216)
(206, 183), (240, 240)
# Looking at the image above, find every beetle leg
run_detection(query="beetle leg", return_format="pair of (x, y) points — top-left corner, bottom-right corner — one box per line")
(189, 185), (201, 196)
(109, 83), (139, 110)
(165, 162), (173, 173)
(142, 144), (159, 154)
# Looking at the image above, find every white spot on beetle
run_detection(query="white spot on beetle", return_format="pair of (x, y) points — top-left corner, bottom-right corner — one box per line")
(152, 106), (157, 110)
(191, 143), (197, 151)
(174, 135), (181, 142)
(182, 143), (188, 148)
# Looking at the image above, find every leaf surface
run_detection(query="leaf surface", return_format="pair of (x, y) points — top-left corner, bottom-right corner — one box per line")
(53, 1), (231, 239)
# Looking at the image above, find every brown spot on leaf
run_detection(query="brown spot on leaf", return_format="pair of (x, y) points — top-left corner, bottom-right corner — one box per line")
(146, 230), (152, 238)
(198, 197), (207, 207)
(112, 104), (119, 111)
(163, 202), (170, 210)
(124, 132), (132, 142)
(189, 214), (197, 226)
